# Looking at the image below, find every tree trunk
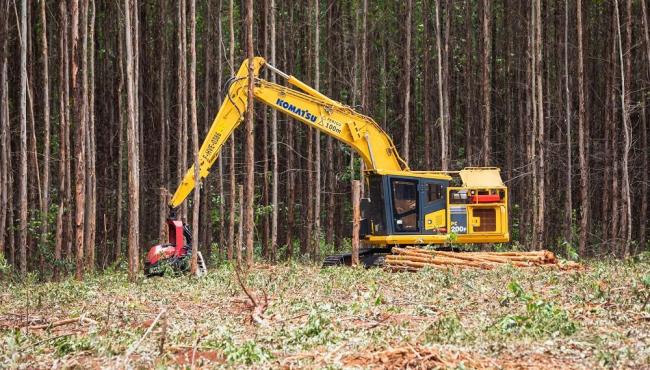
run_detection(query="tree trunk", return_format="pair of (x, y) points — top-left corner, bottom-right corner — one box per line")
(226, 0), (235, 261)
(125, 0), (140, 281)
(39, 0), (51, 270)
(423, 0), (432, 170)
(270, 0), (278, 262)
(313, 0), (321, 260)
(576, 0), (589, 256)
(176, 0), (187, 222)
(481, 0), (492, 166)
(189, 0), (200, 275)
(237, 184), (243, 264)
(402, 0), (412, 164)
(0, 0), (8, 261)
(116, 9), (125, 264)
(351, 180), (360, 266)
(563, 0), (573, 244)
(614, 0), (631, 256)
(158, 0), (168, 244)
(640, 0), (650, 250)
(534, 0), (545, 248)
(19, 0), (28, 276)
(435, 0), (448, 170)
(244, 0), (255, 267)
(85, 0), (97, 272)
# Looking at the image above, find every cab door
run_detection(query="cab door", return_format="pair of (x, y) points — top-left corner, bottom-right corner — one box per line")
(389, 178), (420, 233)
(420, 180), (448, 234)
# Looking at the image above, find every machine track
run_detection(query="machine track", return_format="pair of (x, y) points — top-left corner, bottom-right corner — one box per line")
(322, 247), (391, 268)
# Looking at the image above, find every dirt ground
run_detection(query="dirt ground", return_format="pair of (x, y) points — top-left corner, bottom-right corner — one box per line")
(1, 260), (649, 369)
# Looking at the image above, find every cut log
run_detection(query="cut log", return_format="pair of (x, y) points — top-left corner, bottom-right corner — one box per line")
(385, 247), (574, 271)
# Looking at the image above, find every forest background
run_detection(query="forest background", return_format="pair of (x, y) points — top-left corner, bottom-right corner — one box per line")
(0, 0), (649, 280)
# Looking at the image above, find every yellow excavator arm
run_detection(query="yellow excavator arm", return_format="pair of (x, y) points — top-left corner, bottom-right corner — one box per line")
(170, 57), (409, 209)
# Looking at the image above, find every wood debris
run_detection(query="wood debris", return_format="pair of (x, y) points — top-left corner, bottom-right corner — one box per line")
(385, 247), (582, 271)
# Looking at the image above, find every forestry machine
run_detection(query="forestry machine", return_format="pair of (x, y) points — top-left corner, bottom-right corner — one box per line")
(144, 57), (509, 276)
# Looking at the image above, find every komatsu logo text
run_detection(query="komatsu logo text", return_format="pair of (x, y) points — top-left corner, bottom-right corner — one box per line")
(275, 98), (318, 123)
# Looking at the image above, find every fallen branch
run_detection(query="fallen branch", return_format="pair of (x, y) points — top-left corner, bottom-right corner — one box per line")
(234, 266), (270, 327)
(23, 316), (97, 331)
(122, 308), (167, 366)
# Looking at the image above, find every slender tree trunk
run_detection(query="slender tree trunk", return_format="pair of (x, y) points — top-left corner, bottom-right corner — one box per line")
(85, 0), (96, 272)
(244, 0), (255, 267)
(576, 0), (589, 256)
(313, 0), (321, 260)
(116, 10), (125, 263)
(217, 0), (225, 259)
(18, 0), (28, 276)
(125, 0), (140, 281)
(237, 184), (243, 264)
(640, 0), (650, 250)
(535, 0), (545, 248)
(482, 0), (492, 166)
(189, 0), (200, 274)
(465, 0), (474, 165)
(614, 0), (631, 256)
(563, 0), (573, 244)
(351, 180), (360, 266)
(158, 0), (168, 243)
(226, 0), (235, 261)
(39, 0), (51, 268)
(0, 0), (8, 261)
(402, 0), (412, 164)
(199, 0), (212, 258)
(435, 0), (448, 170)
(177, 0), (187, 221)
(270, 0), (278, 262)
(423, 0), (432, 169)
(640, 95), (648, 251)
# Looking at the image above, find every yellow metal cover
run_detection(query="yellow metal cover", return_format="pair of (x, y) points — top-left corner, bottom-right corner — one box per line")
(459, 168), (504, 188)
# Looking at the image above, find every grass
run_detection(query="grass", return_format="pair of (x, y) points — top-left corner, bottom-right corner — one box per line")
(1, 260), (649, 368)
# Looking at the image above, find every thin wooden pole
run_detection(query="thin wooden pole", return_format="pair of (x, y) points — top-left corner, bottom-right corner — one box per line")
(351, 180), (361, 266)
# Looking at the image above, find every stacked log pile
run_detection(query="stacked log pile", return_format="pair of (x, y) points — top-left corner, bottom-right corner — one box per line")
(385, 247), (581, 271)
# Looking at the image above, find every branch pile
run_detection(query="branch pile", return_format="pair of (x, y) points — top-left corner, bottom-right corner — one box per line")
(386, 247), (581, 271)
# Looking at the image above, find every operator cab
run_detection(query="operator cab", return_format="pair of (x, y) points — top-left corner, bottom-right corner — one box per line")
(361, 169), (509, 245)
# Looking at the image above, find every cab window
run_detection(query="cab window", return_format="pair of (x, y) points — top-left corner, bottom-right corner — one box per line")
(391, 179), (418, 232)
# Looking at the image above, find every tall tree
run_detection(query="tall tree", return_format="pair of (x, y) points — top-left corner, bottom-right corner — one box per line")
(576, 0), (589, 255)
(115, 5), (125, 264)
(481, 0), (492, 166)
(244, 0), (255, 266)
(39, 0), (51, 266)
(227, 0), (235, 261)
(402, 0), (412, 163)
(313, 0), (321, 259)
(563, 0), (573, 244)
(435, 0), (449, 170)
(270, 0), (278, 261)
(54, 0), (69, 278)
(176, 0), (188, 221)
(640, 0), (650, 250)
(534, 0), (545, 247)
(189, 0), (200, 274)
(125, 0), (140, 281)
(614, 0), (631, 255)
(18, 0), (28, 276)
(85, 0), (97, 271)
(0, 0), (9, 261)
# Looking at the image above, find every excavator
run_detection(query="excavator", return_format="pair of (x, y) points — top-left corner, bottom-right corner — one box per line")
(144, 57), (509, 276)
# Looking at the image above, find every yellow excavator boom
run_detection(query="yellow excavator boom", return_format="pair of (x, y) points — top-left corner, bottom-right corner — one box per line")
(170, 57), (413, 208)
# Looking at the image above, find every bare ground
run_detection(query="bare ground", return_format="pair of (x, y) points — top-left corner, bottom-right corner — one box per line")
(1, 260), (649, 369)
